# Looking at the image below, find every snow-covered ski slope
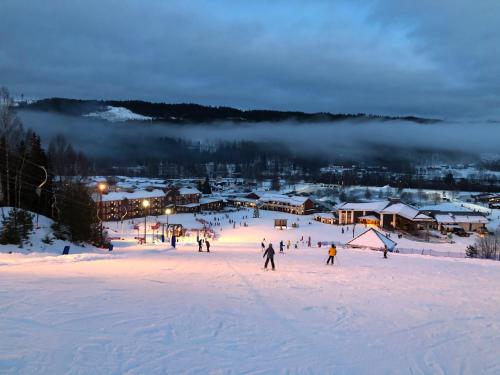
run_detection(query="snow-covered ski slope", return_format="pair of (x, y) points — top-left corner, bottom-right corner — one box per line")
(1, 209), (499, 374)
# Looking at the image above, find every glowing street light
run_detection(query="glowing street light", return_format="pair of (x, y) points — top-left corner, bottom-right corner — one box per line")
(142, 199), (150, 244)
(164, 207), (172, 241)
(97, 182), (107, 246)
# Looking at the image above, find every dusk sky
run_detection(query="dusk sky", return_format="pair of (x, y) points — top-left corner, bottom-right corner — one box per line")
(1, 0), (499, 118)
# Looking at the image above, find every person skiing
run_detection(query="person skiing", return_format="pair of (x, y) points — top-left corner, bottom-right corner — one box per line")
(171, 235), (177, 249)
(263, 244), (275, 270)
(206, 240), (210, 253)
(327, 244), (337, 265)
(279, 240), (284, 253)
(198, 239), (203, 252)
(287, 240), (291, 250)
(383, 245), (388, 259)
(261, 241), (266, 251)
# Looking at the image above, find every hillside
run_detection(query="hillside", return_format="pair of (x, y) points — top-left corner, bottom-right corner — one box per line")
(20, 98), (440, 124)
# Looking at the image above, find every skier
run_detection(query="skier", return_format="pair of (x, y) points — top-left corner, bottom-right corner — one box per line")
(261, 240), (266, 251)
(307, 236), (311, 247)
(263, 244), (275, 270)
(287, 240), (291, 250)
(171, 235), (177, 249)
(279, 240), (284, 253)
(198, 239), (203, 252)
(206, 240), (211, 253)
(383, 245), (388, 259)
(326, 244), (337, 265)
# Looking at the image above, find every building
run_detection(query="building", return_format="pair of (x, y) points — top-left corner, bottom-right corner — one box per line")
(165, 187), (202, 207)
(314, 213), (338, 225)
(258, 193), (315, 215)
(336, 199), (434, 233)
(94, 189), (167, 221)
(434, 214), (488, 232)
(420, 202), (489, 232)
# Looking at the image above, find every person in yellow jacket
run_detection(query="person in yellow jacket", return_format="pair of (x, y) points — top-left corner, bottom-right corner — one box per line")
(326, 244), (337, 265)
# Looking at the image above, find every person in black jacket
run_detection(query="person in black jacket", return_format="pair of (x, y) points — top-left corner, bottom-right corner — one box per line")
(263, 244), (275, 270)
(279, 240), (284, 253)
(198, 239), (203, 252)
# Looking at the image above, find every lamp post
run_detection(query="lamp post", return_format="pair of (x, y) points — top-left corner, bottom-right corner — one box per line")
(164, 207), (172, 241)
(98, 182), (107, 245)
(142, 199), (150, 244)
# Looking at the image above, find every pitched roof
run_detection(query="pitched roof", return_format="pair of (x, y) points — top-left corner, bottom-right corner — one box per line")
(434, 214), (488, 224)
(178, 187), (201, 195)
(347, 228), (397, 250)
(96, 189), (165, 202)
(337, 201), (389, 212)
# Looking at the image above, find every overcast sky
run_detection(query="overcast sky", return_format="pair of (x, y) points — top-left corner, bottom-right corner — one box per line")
(1, 0), (499, 118)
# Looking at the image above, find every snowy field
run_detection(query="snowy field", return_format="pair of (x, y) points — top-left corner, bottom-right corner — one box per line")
(1, 209), (500, 374)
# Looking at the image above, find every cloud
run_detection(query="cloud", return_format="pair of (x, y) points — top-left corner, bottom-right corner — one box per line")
(17, 110), (500, 163)
(1, 0), (499, 118)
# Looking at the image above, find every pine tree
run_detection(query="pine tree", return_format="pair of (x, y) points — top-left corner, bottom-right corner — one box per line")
(271, 175), (280, 191)
(53, 183), (101, 244)
(202, 176), (212, 194)
(0, 208), (33, 245)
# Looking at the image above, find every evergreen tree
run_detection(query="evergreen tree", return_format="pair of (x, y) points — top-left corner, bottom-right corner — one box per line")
(271, 175), (280, 191)
(53, 183), (101, 244)
(364, 188), (372, 200)
(0, 208), (33, 245)
(201, 176), (212, 194)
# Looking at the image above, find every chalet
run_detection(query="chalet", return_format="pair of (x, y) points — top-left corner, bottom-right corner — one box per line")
(336, 199), (434, 233)
(420, 203), (488, 232)
(94, 189), (166, 221)
(314, 213), (338, 225)
(258, 193), (315, 215)
(434, 213), (488, 233)
(165, 187), (202, 207)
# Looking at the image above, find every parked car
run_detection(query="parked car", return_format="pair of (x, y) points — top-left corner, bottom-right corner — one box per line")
(452, 227), (470, 237)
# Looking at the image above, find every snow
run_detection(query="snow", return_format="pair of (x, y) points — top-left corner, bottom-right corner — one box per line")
(84, 106), (153, 122)
(178, 187), (201, 195)
(337, 201), (390, 212)
(95, 189), (166, 202)
(1, 209), (499, 373)
(259, 193), (311, 205)
(435, 214), (489, 224)
(419, 202), (475, 213)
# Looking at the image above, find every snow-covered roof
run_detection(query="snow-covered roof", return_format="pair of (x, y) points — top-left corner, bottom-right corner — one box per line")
(177, 203), (200, 208)
(200, 197), (223, 204)
(347, 228), (397, 251)
(380, 202), (434, 221)
(419, 203), (474, 213)
(179, 187), (201, 195)
(97, 189), (165, 202)
(259, 194), (311, 206)
(434, 214), (488, 224)
(337, 201), (389, 212)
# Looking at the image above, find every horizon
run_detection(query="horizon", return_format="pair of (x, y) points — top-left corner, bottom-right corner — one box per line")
(2, 1), (500, 119)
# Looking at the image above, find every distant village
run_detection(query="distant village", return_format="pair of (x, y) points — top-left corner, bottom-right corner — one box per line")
(90, 176), (500, 243)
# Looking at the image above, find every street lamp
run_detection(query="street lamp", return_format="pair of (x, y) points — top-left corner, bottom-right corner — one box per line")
(142, 199), (150, 244)
(164, 207), (172, 241)
(97, 182), (107, 245)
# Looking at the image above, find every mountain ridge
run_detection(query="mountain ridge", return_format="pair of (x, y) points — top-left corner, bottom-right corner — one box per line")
(20, 97), (441, 124)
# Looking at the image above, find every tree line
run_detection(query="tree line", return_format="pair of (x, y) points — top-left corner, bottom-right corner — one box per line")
(0, 88), (101, 248)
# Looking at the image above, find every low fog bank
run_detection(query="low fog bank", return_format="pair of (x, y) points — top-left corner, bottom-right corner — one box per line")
(17, 110), (500, 163)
